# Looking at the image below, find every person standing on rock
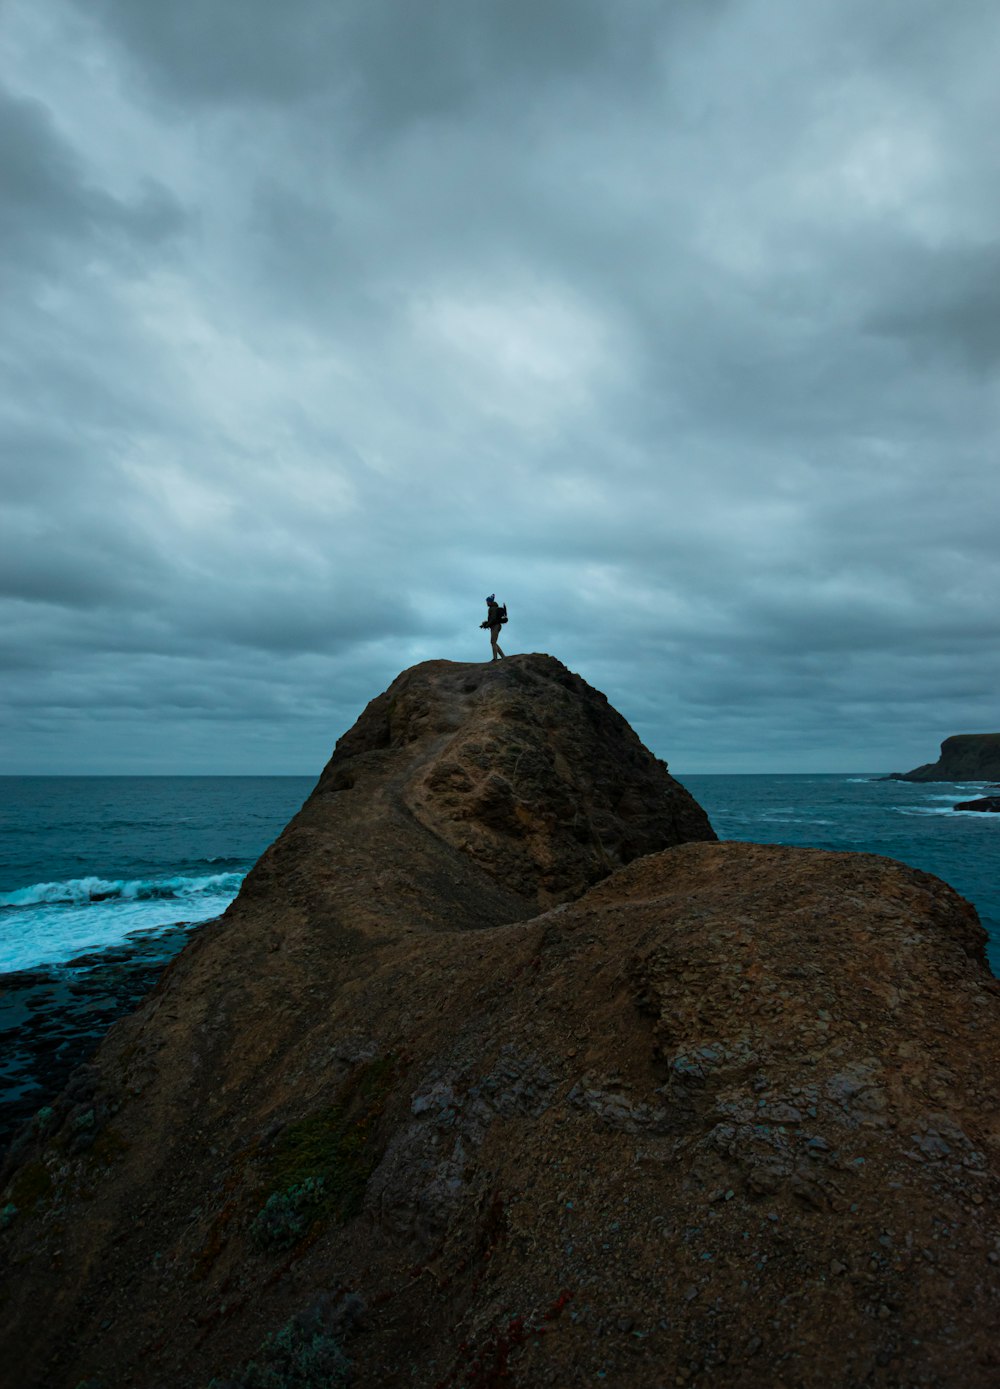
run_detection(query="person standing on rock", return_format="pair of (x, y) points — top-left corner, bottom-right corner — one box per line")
(481, 593), (507, 661)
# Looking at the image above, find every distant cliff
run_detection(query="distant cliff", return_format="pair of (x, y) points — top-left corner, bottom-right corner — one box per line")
(886, 732), (1000, 782)
(2, 656), (999, 1389)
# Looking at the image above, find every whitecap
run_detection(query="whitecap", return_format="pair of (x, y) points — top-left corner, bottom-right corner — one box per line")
(0, 875), (245, 972)
(0, 871), (244, 909)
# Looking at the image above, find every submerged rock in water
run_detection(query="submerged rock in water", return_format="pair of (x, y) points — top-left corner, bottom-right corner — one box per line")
(2, 655), (999, 1389)
(0, 922), (204, 1154)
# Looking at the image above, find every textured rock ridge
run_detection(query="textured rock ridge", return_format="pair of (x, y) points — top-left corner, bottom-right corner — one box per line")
(2, 660), (999, 1389)
(318, 654), (716, 907)
(232, 654), (715, 940)
(887, 732), (1000, 782)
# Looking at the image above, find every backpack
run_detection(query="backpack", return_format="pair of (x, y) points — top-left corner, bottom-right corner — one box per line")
(498, 603), (508, 624)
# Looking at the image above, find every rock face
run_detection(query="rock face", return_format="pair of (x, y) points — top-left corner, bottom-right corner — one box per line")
(2, 656), (1000, 1389)
(311, 653), (716, 910)
(887, 733), (1000, 782)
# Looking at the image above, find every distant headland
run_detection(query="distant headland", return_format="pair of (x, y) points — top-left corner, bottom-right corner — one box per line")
(883, 732), (1000, 782)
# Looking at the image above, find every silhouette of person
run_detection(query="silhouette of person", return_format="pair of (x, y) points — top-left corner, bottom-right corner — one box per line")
(481, 593), (506, 661)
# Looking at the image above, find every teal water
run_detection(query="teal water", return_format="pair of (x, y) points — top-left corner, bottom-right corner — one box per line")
(0, 777), (313, 971)
(1, 774), (997, 974)
(680, 774), (1000, 974)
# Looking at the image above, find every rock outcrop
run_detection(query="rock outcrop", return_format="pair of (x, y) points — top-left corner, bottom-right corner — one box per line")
(886, 733), (1000, 782)
(954, 797), (1000, 813)
(2, 656), (999, 1389)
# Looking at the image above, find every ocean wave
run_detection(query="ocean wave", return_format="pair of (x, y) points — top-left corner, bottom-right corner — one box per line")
(759, 813), (834, 825)
(0, 871), (245, 909)
(924, 788), (991, 801)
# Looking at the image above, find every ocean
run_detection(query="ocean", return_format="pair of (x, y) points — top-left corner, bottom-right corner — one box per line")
(2, 772), (998, 975)
(1, 771), (998, 1150)
(0, 777), (314, 973)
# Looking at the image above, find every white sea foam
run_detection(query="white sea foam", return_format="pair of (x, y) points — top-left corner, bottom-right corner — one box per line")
(924, 788), (990, 802)
(0, 871), (243, 908)
(0, 871), (245, 972)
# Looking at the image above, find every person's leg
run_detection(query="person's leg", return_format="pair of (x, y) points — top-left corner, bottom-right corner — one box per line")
(490, 627), (504, 660)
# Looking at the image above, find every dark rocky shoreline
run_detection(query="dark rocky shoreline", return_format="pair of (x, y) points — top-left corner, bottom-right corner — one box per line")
(0, 920), (204, 1158)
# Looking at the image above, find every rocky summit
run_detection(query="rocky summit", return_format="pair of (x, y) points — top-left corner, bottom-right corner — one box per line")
(2, 656), (999, 1389)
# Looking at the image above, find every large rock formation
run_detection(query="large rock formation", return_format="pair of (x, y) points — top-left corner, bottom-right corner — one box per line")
(886, 733), (1000, 782)
(2, 656), (999, 1389)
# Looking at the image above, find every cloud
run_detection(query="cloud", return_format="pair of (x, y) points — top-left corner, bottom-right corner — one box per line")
(0, 86), (188, 278)
(86, 0), (663, 120)
(0, 0), (998, 775)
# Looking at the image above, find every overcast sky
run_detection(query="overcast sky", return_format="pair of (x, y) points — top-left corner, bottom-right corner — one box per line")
(2, 0), (998, 776)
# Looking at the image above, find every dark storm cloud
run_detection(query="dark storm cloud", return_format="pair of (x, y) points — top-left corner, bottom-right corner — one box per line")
(0, 88), (97, 252)
(0, 85), (187, 274)
(866, 242), (1000, 370)
(1, 0), (998, 773)
(89, 0), (662, 118)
